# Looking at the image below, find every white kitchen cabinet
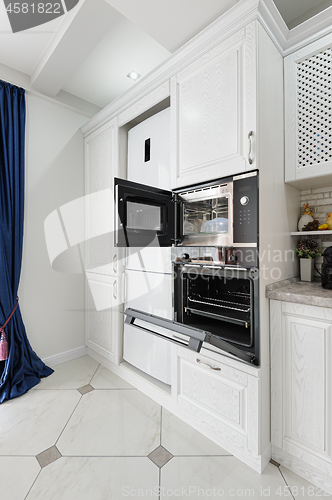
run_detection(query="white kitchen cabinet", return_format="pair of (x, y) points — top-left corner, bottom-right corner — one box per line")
(84, 119), (123, 364)
(285, 32), (332, 189)
(171, 22), (256, 188)
(271, 300), (332, 494)
(85, 272), (121, 364)
(84, 119), (121, 276)
(175, 347), (265, 471)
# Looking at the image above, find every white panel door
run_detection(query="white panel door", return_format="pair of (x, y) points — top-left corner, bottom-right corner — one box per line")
(85, 272), (121, 363)
(125, 269), (172, 320)
(271, 301), (332, 473)
(85, 119), (121, 275)
(125, 247), (172, 274)
(285, 32), (332, 185)
(171, 22), (256, 188)
(176, 347), (260, 455)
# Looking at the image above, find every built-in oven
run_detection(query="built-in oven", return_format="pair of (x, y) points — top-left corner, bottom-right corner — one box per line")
(115, 171), (258, 248)
(125, 262), (259, 366)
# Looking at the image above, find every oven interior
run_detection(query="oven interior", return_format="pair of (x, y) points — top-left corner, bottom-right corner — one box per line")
(182, 197), (229, 235)
(181, 271), (254, 352)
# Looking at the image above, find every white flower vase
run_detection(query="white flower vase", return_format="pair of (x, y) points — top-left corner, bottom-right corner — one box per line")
(300, 258), (314, 282)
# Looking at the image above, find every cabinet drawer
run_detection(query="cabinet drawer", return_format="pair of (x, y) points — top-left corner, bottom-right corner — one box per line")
(176, 348), (259, 454)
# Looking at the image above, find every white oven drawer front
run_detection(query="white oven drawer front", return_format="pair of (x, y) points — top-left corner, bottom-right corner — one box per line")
(123, 323), (172, 385)
(125, 269), (172, 319)
(125, 247), (172, 274)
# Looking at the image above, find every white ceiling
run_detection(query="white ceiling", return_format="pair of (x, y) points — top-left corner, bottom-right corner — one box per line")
(0, 0), (331, 113)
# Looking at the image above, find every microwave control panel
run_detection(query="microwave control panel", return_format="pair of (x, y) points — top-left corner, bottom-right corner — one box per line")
(233, 174), (258, 244)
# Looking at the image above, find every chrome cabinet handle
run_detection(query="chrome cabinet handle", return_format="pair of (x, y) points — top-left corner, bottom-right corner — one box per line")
(113, 253), (117, 273)
(196, 358), (221, 371)
(113, 280), (117, 300)
(248, 131), (253, 165)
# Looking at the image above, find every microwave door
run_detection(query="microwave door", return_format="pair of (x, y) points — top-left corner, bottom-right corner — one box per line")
(114, 178), (176, 248)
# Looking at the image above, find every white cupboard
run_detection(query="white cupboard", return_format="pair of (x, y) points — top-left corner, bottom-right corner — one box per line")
(285, 31), (332, 189)
(84, 119), (123, 364)
(84, 119), (120, 276)
(271, 300), (332, 495)
(171, 22), (256, 188)
(176, 347), (261, 464)
(85, 272), (121, 364)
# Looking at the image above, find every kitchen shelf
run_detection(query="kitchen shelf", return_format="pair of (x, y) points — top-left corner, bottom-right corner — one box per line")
(291, 231), (332, 236)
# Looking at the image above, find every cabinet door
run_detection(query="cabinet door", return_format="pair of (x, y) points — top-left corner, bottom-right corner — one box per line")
(271, 301), (332, 470)
(285, 32), (332, 186)
(175, 347), (260, 455)
(85, 272), (121, 363)
(171, 22), (256, 188)
(85, 120), (121, 275)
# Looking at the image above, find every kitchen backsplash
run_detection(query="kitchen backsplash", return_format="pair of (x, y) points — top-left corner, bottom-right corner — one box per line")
(301, 186), (332, 275)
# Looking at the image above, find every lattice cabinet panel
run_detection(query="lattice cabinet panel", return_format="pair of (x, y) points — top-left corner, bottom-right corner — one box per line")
(285, 32), (332, 186)
(297, 48), (332, 169)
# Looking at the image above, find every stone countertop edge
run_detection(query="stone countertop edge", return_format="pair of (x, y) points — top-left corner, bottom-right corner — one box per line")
(266, 277), (332, 308)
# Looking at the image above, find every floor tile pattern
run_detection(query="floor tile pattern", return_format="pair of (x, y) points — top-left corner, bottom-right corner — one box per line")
(77, 383), (94, 395)
(0, 355), (328, 500)
(148, 445), (173, 468)
(36, 446), (62, 468)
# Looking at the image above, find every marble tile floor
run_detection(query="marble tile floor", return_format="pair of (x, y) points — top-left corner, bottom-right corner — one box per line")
(0, 355), (330, 500)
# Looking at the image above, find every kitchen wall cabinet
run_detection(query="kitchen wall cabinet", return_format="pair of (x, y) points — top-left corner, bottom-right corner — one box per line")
(85, 272), (121, 364)
(171, 22), (256, 188)
(285, 32), (332, 190)
(271, 300), (332, 495)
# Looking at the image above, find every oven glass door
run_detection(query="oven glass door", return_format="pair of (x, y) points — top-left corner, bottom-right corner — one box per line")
(124, 308), (256, 365)
(115, 178), (177, 247)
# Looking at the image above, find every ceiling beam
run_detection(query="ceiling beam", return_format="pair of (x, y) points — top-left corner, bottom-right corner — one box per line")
(30, 0), (120, 96)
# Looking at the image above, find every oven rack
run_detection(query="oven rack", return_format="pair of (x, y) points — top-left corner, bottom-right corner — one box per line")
(188, 294), (250, 312)
(185, 306), (250, 329)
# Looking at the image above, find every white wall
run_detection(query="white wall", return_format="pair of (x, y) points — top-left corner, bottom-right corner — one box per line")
(18, 93), (89, 360)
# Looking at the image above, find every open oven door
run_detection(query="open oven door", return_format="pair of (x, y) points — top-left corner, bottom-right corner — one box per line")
(115, 178), (182, 247)
(124, 308), (256, 364)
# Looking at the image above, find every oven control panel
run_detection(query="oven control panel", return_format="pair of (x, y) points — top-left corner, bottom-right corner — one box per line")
(233, 174), (258, 244)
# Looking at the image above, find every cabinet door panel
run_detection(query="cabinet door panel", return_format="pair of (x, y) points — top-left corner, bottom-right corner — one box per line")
(271, 300), (332, 470)
(179, 50), (239, 171)
(172, 23), (256, 188)
(285, 32), (332, 185)
(285, 315), (327, 453)
(85, 120), (120, 275)
(176, 348), (260, 455)
(85, 273), (120, 362)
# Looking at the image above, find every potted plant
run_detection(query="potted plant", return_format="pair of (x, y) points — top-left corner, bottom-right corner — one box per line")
(296, 238), (321, 281)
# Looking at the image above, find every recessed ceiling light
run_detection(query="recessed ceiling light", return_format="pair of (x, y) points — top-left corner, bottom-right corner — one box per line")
(127, 71), (141, 81)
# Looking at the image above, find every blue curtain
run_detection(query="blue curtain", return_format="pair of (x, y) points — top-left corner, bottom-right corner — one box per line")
(0, 81), (53, 404)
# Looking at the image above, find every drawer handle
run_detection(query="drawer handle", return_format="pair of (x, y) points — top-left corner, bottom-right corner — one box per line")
(113, 280), (117, 300)
(196, 358), (221, 371)
(248, 130), (253, 165)
(113, 254), (117, 273)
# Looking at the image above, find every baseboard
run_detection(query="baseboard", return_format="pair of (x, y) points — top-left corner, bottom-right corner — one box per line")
(43, 346), (88, 367)
(272, 445), (332, 495)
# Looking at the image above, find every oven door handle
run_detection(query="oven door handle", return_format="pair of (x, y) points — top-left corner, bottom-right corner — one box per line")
(124, 308), (206, 352)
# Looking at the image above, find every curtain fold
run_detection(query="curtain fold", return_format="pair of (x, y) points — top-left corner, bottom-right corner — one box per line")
(0, 80), (53, 404)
